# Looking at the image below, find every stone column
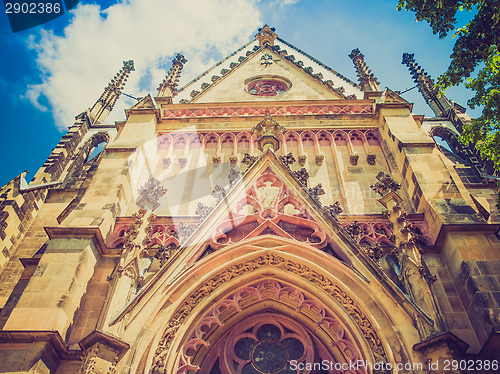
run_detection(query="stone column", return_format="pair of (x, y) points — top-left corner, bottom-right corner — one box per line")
(371, 172), (443, 339)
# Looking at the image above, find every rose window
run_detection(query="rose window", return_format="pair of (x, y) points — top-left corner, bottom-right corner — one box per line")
(233, 323), (305, 373)
(213, 314), (316, 374)
(245, 76), (291, 97)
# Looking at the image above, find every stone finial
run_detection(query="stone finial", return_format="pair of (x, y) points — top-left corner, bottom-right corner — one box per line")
(89, 60), (135, 125)
(348, 49), (379, 92)
(158, 54), (187, 99)
(370, 171), (401, 197)
(402, 53), (452, 117)
(255, 25), (277, 46)
(252, 112), (285, 152)
(136, 177), (166, 211)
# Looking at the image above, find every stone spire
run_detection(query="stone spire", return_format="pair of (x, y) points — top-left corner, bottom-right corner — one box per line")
(252, 112), (285, 152)
(348, 49), (380, 92)
(157, 54), (187, 99)
(255, 25), (277, 47)
(402, 53), (452, 117)
(89, 60), (135, 125)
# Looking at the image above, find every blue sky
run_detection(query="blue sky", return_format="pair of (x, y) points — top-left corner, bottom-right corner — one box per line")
(0, 0), (479, 187)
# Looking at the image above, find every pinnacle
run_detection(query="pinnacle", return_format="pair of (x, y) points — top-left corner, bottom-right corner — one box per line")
(256, 25), (278, 47)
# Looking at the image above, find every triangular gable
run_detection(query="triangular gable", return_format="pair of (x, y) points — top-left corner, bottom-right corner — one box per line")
(174, 38), (363, 104)
(378, 89), (409, 105)
(181, 148), (358, 265)
(130, 94), (158, 110)
(192, 48), (346, 103)
(109, 149), (431, 327)
(125, 94), (161, 120)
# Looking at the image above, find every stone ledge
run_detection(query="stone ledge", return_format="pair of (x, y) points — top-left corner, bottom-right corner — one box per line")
(0, 330), (82, 361)
(477, 328), (500, 359)
(79, 329), (130, 359)
(414, 331), (469, 355)
(434, 223), (500, 251)
(44, 227), (120, 257)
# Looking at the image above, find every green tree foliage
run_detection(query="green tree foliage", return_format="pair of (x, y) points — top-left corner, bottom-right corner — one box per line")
(397, 0), (500, 173)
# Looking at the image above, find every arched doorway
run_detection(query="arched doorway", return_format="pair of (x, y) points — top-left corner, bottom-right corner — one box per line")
(137, 238), (417, 374)
(152, 274), (379, 374)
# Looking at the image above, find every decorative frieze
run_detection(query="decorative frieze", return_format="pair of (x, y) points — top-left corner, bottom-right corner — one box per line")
(162, 103), (373, 119)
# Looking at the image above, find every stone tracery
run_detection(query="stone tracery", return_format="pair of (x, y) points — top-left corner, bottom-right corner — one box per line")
(209, 170), (328, 250)
(150, 253), (389, 374)
(177, 279), (363, 374)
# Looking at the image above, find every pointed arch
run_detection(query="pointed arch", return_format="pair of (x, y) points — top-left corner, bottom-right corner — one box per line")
(364, 130), (380, 146)
(61, 132), (111, 189)
(158, 133), (173, 150)
(348, 130), (365, 145)
(299, 130), (316, 147)
(125, 237), (420, 374)
(284, 131), (300, 147)
(205, 132), (220, 149)
(220, 132), (235, 149)
(173, 134), (188, 149)
(332, 130), (348, 146)
(188, 133), (204, 149)
(317, 130), (333, 146)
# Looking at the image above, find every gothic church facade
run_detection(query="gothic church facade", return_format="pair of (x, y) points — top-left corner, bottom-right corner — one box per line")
(0, 26), (498, 374)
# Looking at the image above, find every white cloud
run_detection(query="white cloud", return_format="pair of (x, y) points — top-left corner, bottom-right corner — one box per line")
(26, 0), (262, 129)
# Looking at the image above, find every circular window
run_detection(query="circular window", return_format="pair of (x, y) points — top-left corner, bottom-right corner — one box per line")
(221, 315), (311, 374)
(245, 76), (291, 97)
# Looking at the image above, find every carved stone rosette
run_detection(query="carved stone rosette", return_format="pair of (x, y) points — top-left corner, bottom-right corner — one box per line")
(291, 167), (309, 186)
(297, 154), (307, 166)
(279, 152), (295, 167)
